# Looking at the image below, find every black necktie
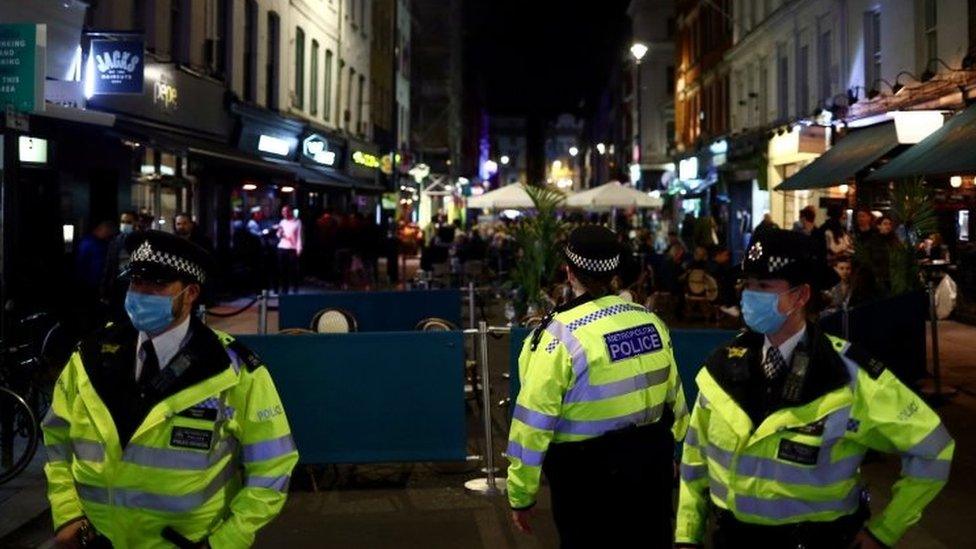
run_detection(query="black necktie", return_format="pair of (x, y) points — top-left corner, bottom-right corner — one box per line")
(139, 339), (160, 386)
(763, 346), (788, 380)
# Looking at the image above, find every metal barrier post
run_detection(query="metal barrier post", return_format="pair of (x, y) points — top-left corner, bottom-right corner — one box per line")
(197, 304), (207, 325)
(464, 321), (506, 496)
(468, 282), (476, 329)
(258, 290), (269, 335)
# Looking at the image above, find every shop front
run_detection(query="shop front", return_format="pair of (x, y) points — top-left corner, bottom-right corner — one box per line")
(766, 124), (829, 227)
(724, 132), (769, 261)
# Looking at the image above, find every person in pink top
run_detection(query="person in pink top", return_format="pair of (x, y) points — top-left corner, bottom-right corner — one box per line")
(276, 205), (303, 294)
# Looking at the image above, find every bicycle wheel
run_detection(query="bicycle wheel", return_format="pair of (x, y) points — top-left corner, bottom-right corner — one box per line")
(0, 386), (39, 486)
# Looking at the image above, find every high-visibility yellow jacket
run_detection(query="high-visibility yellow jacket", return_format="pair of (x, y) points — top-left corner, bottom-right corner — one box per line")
(676, 330), (953, 547)
(42, 323), (298, 548)
(506, 295), (689, 509)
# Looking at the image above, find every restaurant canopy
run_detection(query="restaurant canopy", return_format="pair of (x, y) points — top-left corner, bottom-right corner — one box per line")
(775, 122), (901, 191)
(466, 183), (547, 209)
(566, 181), (663, 209)
(867, 103), (976, 181)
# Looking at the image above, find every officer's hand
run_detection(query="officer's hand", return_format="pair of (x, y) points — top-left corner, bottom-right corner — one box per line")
(850, 530), (887, 549)
(53, 518), (86, 548)
(511, 509), (533, 534)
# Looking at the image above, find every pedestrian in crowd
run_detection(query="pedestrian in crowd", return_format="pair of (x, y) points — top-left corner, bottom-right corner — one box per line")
(923, 232), (950, 263)
(857, 214), (901, 301)
(708, 247), (739, 317)
(853, 208), (877, 244)
(174, 212), (214, 252)
(44, 231), (298, 547)
(751, 212), (779, 245)
(828, 258), (853, 309)
(76, 221), (115, 314)
(675, 229), (952, 549)
(276, 205), (303, 294)
(507, 225), (688, 548)
(792, 205), (817, 235)
(821, 205), (853, 262)
(101, 211), (142, 317)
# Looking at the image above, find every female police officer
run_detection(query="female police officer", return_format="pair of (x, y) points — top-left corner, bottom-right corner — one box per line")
(675, 229), (953, 548)
(507, 225), (688, 548)
(43, 231), (298, 547)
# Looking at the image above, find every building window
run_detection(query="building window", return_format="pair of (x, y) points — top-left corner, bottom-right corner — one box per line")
(818, 30), (831, 103)
(796, 44), (809, 115)
(208, 0), (231, 79)
(777, 46), (789, 120)
(337, 59), (345, 126)
(132, 0), (145, 31)
(244, 0), (257, 102)
(360, 0), (367, 34)
(310, 40), (319, 116)
(346, 67), (355, 131)
(324, 50), (334, 120)
(294, 27), (305, 110)
(267, 11), (281, 109)
(924, 0), (938, 70)
(759, 59), (769, 124)
(357, 74), (365, 134)
(666, 65), (674, 96)
(864, 11), (881, 91)
(749, 0), (758, 29)
(170, 0), (185, 63)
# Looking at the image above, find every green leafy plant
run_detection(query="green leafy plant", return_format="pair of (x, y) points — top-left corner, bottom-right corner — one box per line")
(853, 178), (938, 298)
(508, 185), (568, 318)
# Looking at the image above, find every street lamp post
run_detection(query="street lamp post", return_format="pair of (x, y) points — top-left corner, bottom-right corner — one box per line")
(630, 42), (648, 189)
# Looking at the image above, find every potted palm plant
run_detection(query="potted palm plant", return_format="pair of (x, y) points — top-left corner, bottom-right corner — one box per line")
(507, 185), (568, 320)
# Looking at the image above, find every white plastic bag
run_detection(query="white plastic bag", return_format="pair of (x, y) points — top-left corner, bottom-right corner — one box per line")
(935, 274), (958, 320)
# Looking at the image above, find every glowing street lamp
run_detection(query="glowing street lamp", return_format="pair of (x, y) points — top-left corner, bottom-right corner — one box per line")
(630, 43), (649, 62)
(568, 146), (579, 157)
(500, 155), (510, 165)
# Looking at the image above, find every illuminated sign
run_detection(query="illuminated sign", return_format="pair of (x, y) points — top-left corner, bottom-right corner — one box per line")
(18, 135), (47, 163)
(258, 134), (291, 156)
(88, 38), (144, 95)
(352, 150), (380, 169)
(678, 157), (698, 180)
(302, 134), (337, 166)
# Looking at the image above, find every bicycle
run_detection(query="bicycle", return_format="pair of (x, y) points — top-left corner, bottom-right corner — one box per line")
(0, 313), (66, 486)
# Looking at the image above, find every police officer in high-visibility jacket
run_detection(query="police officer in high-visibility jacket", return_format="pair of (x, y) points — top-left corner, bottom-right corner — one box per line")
(675, 229), (953, 549)
(43, 231), (298, 548)
(507, 225), (688, 548)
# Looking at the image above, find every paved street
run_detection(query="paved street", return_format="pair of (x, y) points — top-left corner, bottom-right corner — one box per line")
(2, 317), (975, 547)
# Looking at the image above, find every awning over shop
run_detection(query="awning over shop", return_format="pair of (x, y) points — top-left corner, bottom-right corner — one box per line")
(295, 166), (358, 188)
(775, 122), (900, 191)
(867, 103), (976, 182)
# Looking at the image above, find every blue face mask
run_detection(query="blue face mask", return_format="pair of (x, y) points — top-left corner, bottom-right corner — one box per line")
(119, 223), (135, 234)
(741, 288), (795, 335)
(124, 288), (187, 335)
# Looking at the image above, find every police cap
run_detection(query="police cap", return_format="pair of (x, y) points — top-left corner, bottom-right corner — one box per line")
(564, 225), (620, 276)
(742, 229), (839, 290)
(123, 230), (212, 286)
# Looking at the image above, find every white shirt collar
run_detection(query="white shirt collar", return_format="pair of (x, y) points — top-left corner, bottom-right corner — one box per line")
(762, 325), (807, 367)
(136, 315), (192, 379)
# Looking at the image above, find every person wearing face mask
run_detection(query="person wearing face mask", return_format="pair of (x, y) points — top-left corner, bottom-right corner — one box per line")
(675, 229), (953, 549)
(42, 231), (298, 548)
(101, 211), (141, 317)
(507, 225), (688, 548)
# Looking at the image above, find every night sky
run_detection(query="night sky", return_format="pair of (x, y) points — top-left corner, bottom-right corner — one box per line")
(464, 0), (633, 117)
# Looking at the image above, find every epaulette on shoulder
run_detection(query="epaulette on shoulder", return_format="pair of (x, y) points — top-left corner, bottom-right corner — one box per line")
(225, 339), (264, 372)
(843, 343), (886, 379)
(705, 330), (757, 383)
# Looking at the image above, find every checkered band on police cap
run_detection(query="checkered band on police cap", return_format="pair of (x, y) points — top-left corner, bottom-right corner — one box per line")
(565, 246), (620, 273)
(131, 240), (208, 284)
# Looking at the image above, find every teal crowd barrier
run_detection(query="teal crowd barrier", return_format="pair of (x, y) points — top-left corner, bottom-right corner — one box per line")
(278, 289), (463, 332)
(508, 327), (735, 406)
(237, 331), (467, 464)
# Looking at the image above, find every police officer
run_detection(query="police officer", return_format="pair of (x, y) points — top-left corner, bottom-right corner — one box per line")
(43, 231), (299, 548)
(675, 229), (953, 549)
(507, 225), (688, 548)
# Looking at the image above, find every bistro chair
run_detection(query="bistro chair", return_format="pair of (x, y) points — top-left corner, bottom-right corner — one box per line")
(415, 318), (459, 331)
